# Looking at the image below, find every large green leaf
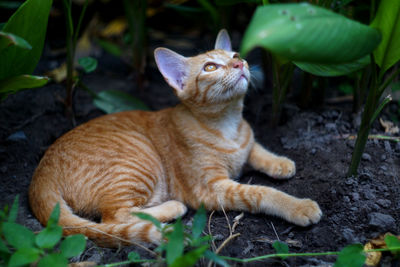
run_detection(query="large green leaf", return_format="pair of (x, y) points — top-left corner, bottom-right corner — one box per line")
(0, 31), (31, 51)
(35, 225), (63, 249)
(2, 222), (35, 249)
(370, 0), (400, 73)
(241, 3), (381, 63)
(170, 245), (209, 267)
(8, 247), (40, 267)
(0, 75), (49, 101)
(60, 234), (86, 258)
(294, 55), (370, 76)
(0, 0), (53, 80)
(38, 253), (68, 267)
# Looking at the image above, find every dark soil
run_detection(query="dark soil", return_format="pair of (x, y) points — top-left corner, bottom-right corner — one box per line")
(1, 30), (399, 266)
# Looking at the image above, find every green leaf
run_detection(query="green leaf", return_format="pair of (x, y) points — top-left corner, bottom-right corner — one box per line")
(2, 222), (35, 249)
(60, 234), (86, 258)
(0, 75), (49, 101)
(7, 195), (19, 223)
(334, 244), (366, 267)
(166, 219), (184, 265)
(294, 55), (370, 77)
(35, 225), (63, 249)
(47, 203), (60, 227)
(131, 212), (162, 230)
(272, 241), (289, 259)
(78, 57), (98, 73)
(385, 235), (400, 254)
(0, 0), (53, 80)
(93, 90), (149, 114)
(0, 31), (31, 51)
(0, 239), (10, 253)
(204, 250), (230, 267)
(96, 39), (122, 57)
(371, 0), (400, 73)
(192, 205), (206, 240)
(8, 247), (40, 267)
(127, 251), (141, 262)
(170, 245), (209, 267)
(38, 253), (68, 267)
(241, 3), (381, 63)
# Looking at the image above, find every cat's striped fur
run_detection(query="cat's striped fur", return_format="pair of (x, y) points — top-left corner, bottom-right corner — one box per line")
(29, 30), (321, 247)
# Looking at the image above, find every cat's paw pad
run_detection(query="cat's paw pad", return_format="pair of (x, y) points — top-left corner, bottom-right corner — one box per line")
(267, 157), (296, 179)
(289, 199), (322, 227)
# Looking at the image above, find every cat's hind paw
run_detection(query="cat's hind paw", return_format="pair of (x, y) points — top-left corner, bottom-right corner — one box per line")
(289, 199), (322, 227)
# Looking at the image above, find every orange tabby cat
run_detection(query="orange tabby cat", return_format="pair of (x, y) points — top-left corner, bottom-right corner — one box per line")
(29, 29), (322, 247)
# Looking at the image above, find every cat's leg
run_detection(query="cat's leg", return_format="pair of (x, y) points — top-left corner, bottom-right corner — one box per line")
(198, 171), (321, 226)
(248, 142), (296, 179)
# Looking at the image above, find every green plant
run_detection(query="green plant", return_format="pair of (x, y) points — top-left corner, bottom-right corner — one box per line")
(347, 0), (400, 175)
(241, 3), (381, 125)
(0, 196), (86, 267)
(62, 0), (89, 121)
(0, 0), (52, 101)
(124, 205), (228, 267)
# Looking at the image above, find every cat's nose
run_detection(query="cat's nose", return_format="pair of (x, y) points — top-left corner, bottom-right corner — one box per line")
(233, 60), (243, 70)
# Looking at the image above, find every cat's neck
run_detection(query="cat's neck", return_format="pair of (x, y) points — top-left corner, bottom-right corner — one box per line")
(176, 97), (244, 140)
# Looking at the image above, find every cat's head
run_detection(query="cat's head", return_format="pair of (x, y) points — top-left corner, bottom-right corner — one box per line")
(154, 29), (250, 106)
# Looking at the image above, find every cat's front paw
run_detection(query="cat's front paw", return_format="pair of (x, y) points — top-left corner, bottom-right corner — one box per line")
(265, 157), (296, 179)
(288, 199), (322, 227)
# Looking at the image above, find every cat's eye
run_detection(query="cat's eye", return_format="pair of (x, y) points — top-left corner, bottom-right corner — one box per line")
(204, 63), (218, 72)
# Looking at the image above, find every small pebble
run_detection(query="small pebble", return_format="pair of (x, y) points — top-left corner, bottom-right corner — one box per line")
(6, 131), (27, 141)
(376, 199), (391, 208)
(325, 123), (336, 132)
(368, 212), (396, 231)
(343, 196), (350, 203)
(363, 188), (375, 200)
(381, 154), (386, 161)
(311, 148), (317, 155)
(380, 165), (388, 171)
(362, 153), (371, 161)
(351, 192), (360, 201)
(384, 141), (392, 153)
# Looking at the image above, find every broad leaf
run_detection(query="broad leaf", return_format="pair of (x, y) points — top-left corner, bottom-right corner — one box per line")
(78, 57), (98, 73)
(334, 244), (366, 267)
(60, 234), (86, 258)
(0, 239), (10, 253)
(192, 205), (207, 240)
(241, 3), (381, 63)
(170, 245), (209, 267)
(0, 0), (53, 80)
(2, 222), (35, 249)
(8, 247), (40, 267)
(0, 31), (31, 51)
(0, 75), (49, 101)
(272, 241), (289, 259)
(93, 90), (149, 114)
(35, 225), (63, 249)
(38, 253), (68, 267)
(385, 235), (400, 255)
(294, 55), (370, 77)
(370, 0), (400, 73)
(166, 219), (184, 265)
(7, 195), (19, 223)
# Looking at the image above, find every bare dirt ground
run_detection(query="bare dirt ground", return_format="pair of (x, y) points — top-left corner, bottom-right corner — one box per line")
(1, 32), (399, 266)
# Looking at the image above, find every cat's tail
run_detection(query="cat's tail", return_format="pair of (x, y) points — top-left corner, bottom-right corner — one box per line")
(29, 187), (161, 247)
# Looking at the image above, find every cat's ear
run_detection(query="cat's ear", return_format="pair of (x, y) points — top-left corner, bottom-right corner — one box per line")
(215, 29), (232, 51)
(154, 48), (188, 92)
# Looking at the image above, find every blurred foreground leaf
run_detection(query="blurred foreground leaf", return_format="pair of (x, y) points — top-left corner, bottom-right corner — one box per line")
(334, 244), (366, 267)
(0, 31), (31, 51)
(78, 57), (98, 73)
(0, 0), (53, 80)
